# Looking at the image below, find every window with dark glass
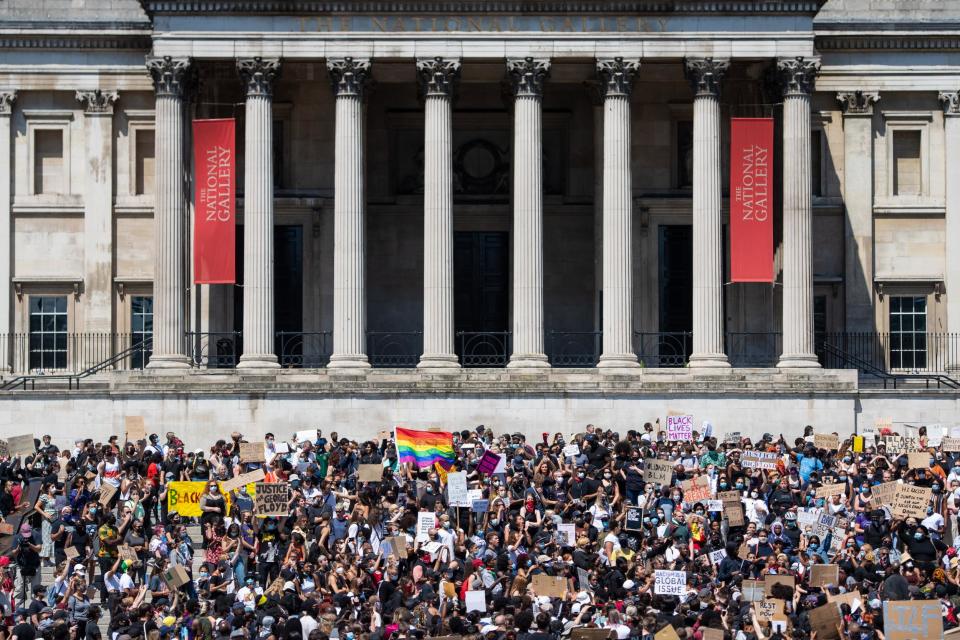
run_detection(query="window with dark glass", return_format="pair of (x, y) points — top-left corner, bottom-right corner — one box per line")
(29, 296), (67, 370)
(676, 120), (693, 189)
(889, 295), (927, 370)
(273, 120), (284, 190)
(811, 130), (823, 197)
(131, 295), (153, 369)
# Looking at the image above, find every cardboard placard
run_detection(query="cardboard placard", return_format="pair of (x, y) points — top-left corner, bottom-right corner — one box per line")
(119, 544), (138, 564)
(124, 416), (146, 442)
(717, 490), (741, 504)
(239, 442), (266, 462)
(253, 482), (289, 516)
(740, 451), (778, 470)
(870, 480), (899, 507)
(64, 546), (79, 559)
(162, 564), (191, 589)
(908, 451), (930, 470)
(943, 437), (960, 452)
(724, 502), (745, 527)
(654, 626), (680, 640)
(385, 535), (408, 559)
(7, 434), (35, 458)
(0, 522), (14, 535)
(814, 433), (840, 450)
(666, 413), (693, 441)
(531, 573), (566, 598)
(809, 602), (842, 640)
(742, 580), (765, 602)
(809, 564), (839, 588)
(220, 468), (266, 494)
(681, 475), (712, 503)
(763, 574), (795, 597)
(644, 458), (674, 485)
(654, 570), (686, 596)
(570, 630), (613, 640)
(754, 598), (785, 622)
(815, 483), (847, 499)
(883, 600), (942, 640)
(891, 484), (932, 520)
(701, 630), (724, 640)
(99, 482), (118, 506)
(828, 590), (862, 612)
(358, 464), (384, 483)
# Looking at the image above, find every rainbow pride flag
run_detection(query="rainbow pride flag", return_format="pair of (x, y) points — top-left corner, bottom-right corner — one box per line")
(395, 427), (455, 469)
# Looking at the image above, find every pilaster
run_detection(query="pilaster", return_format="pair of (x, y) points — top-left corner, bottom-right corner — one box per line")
(0, 91), (15, 371)
(941, 91), (960, 336)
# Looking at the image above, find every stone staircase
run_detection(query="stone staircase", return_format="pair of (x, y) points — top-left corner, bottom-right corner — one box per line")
(39, 524), (205, 635)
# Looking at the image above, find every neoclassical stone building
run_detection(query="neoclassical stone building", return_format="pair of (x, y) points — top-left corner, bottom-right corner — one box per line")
(0, 0), (958, 444)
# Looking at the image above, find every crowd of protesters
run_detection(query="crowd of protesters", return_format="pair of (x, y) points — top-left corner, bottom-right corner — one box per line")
(0, 422), (958, 640)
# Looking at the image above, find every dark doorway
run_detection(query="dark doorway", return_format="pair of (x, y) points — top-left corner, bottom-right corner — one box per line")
(658, 225), (693, 364)
(454, 231), (509, 364)
(234, 225), (304, 357)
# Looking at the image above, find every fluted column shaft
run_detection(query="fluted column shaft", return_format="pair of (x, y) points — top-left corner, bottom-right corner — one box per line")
(941, 92), (960, 336)
(0, 92), (15, 370)
(328, 58), (372, 369)
(417, 58), (461, 369)
(506, 58), (551, 368)
(686, 58), (730, 367)
(777, 57), (822, 368)
(596, 58), (640, 367)
(146, 57), (191, 368)
(237, 58), (281, 368)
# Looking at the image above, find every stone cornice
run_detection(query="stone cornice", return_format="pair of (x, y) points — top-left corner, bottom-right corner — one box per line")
(0, 32), (152, 51)
(139, 0), (825, 16)
(817, 34), (960, 51)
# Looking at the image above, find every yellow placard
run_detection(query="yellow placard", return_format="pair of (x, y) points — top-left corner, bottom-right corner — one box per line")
(166, 481), (257, 517)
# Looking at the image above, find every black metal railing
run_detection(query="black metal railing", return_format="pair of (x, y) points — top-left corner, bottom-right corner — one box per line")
(277, 331), (332, 368)
(0, 333), (152, 375)
(726, 332), (782, 367)
(821, 332), (960, 374)
(367, 331), (422, 368)
(633, 331), (692, 367)
(548, 331), (601, 367)
(186, 332), (242, 368)
(0, 337), (152, 391)
(457, 331), (511, 367)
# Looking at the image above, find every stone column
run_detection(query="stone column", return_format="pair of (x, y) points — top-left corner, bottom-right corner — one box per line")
(145, 56), (192, 368)
(684, 58), (731, 368)
(941, 91), (960, 335)
(237, 57), (281, 368)
(596, 58), (640, 368)
(417, 57), (461, 369)
(777, 57), (822, 368)
(0, 92), (15, 370)
(76, 90), (118, 339)
(327, 57), (372, 369)
(837, 91), (880, 332)
(506, 57), (551, 369)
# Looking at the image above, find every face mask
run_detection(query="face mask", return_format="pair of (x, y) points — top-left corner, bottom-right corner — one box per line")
(915, 532), (924, 540)
(839, 476), (848, 482)
(719, 482), (728, 490)
(603, 474), (612, 479)
(442, 522), (451, 530)
(933, 485), (941, 493)
(200, 572), (209, 579)
(787, 521), (796, 528)
(210, 487), (218, 494)
(426, 487), (433, 494)
(927, 507), (934, 515)
(650, 517), (659, 524)
(843, 457), (851, 464)
(695, 510), (704, 516)
(577, 473), (585, 479)
(759, 538), (768, 544)
(736, 484), (744, 490)
(490, 519), (499, 526)
(750, 491), (758, 499)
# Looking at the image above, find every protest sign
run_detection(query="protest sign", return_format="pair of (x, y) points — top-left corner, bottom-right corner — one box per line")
(944, 437), (960, 452)
(827, 590), (862, 612)
(577, 567), (592, 594)
(447, 472), (471, 507)
(891, 484), (932, 520)
(724, 502), (745, 527)
(681, 476), (712, 503)
(724, 432), (741, 444)
(166, 481), (242, 517)
(666, 414), (693, 441)
(742, 580), (764, 602)
(571, 631), (613, 640)
(809, 564), (839, 588)
(708, 549), (727, 565)
(220, 468), (266, 494)
(740, 451), (778, 470)
(99, 482), (118, 507)
(476, 450), (501, 475)
(385, 535), (408, 559)
(162, 564), (191, 589)
(815, 483), (847, 499)
(654, 570), (686, 596)
(295, 429), (316, 444)
(239, 442), (266, 462)
(763, 574), (795, 597)
(253, 482), (289, 517)
(870, 481), (899, 508)
(358, 464), (384, 483)
(701, 630), (724, 640)
(532, 573), (566, 598)
(125, 416), (146, 442)
(876, 417), (892, 431)
(718, 490), (741, 504)
(809, 602), (842, 640)
(754, 599), (784, 622)
(644, 458), (673, 485)
(119, 544), (138, 564)
(707, 500), (723, 512)
(883, 600), (942, 640)
(908, 451), (930, 470)
(814, 433), (840, 450)
(796, 507), (821, 531)
(416, 511), (437, 541)
(625, 507), (643, 531)
(465, 590), (486, 613)
(654, 626), (680, 640)
(557, 523), (576, 546)
(471, 499), (489, 513)
(562, 443), (581, 458)
(852, 436), (864, 452)
(64, 546), (79, 559)
(7, 434), (35, 458)
(0, 522), (13, 535)
(814, 513), (837, 539)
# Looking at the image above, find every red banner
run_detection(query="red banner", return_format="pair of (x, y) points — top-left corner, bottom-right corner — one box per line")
(193, 118), (236, 284)
(730, 118), (774, 283)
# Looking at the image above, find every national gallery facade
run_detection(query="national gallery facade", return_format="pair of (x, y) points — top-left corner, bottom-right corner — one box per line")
(0, 0), (957, 442)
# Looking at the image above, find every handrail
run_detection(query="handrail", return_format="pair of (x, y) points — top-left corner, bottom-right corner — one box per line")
(821, 341), (960, 390)
(0, 337), (153, 391)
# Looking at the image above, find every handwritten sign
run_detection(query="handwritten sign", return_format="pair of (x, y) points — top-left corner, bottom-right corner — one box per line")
(681, 475), (712, 504)
(883, 600), (942, 640)
(7, 434), (35, 458)
(416, 511), (437, 542)
(654, 570), (686, 596)
(908, 452), (930, 470)
(358, 464), (384, 483)
(654, 626), (680, 640)
(124, 416), (146, 442)
(99, 482), (118, 507)
(943, 437), (960, 452)
(740, 451), (778, 470)
(476, 450), (501, 475)
(253, 482), (289, 517)
(220, 468), (266, 494)
(814, 433), (840, 450)
(531, 573), (566, 598)
(644, 458), (673, 485)
(742, 580), (765, 602)
(815, 483), (847, 499)
(763, 574), (795, 597)
(239, 442), (266, 462)
(755, 599), (784, 622)
(809, 564), (839, 588)
(724, 502), (745, 527)
(562, 443), (581, 458)
(447, 472), (470, 507)
(666, 414), (693, 441)
(891, 484), (932, 520)
(809, 602), (842, 640)
(708, 549), (727, 565)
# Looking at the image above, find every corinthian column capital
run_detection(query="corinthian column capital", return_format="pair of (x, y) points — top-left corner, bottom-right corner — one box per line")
(940, 90), (960, 116)
(684, 58), (729, 97)
(416, 57), (461, 98)
(146, 56), (192, 98)
(237, 58), (281, 98)
(836, 90), (880, 116)
(76, 89), (119, 114)
(327, 57), (372, 98)
(596, 57), (640, 98)
(506, 57), (551, 98)
(776, 56), (821, 97)
(0, 91), (16, 115)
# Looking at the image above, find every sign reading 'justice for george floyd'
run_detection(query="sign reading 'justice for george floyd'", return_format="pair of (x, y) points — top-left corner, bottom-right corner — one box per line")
(193, 118), (236, 284)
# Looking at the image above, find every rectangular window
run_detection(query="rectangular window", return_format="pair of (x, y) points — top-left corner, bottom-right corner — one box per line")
(34, 129), (64, 195)
(889, 295), (927, 370)
(676, 120), (693, 188)
(893, 130), (922, 196)
(28, 295), (67, 370)
(130, 295), (153, 369)
(273, 119), (284, 190)
(811, 130), (823, 197)
(135, 129), (155, 196)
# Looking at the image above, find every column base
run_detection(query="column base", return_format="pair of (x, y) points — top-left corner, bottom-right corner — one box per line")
(507, 354), (550, 369)
(327, 354), (371, 369)
(687, 354), (731, 368)
(145, 355), (191, 369)
(237, 354), (280, 369)
(597, 354), (640, 368)
(417, 354), (461, 370)
(777, 354), (821, 369)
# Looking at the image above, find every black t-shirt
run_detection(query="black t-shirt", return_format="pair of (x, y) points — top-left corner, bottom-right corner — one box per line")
(84, 620), (102, 640)
(12, 622), (37, 640)
(14, 534), (40, 574)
